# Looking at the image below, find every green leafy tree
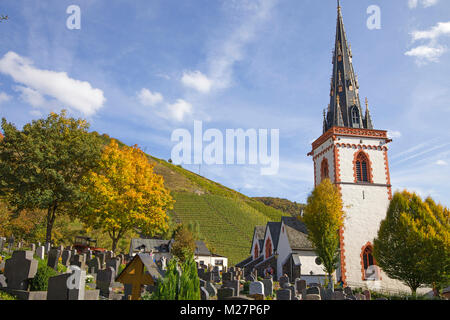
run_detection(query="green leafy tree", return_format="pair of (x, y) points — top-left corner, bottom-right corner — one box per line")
(373, 191), (450, 295)
(0, 111), (103, 243)
(171, 225), (196, 263)
(302, 179), (345, 290)
(150, 257), (200, 300)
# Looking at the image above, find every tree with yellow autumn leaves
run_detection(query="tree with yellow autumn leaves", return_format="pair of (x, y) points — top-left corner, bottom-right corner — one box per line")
(81, 140), (173, 252)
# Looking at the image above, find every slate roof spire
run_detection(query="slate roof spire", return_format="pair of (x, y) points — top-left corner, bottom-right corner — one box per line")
(324, 1), (374, 133)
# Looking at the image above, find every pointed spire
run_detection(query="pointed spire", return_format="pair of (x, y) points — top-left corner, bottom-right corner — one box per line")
(364, 97), (374, 129)
(323, 2), (373, 133)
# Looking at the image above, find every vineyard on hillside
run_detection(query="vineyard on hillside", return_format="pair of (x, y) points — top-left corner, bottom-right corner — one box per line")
(171, 192), (284, 265)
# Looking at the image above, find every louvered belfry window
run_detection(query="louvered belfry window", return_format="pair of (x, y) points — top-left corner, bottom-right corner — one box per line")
(356, 152), (370, 182)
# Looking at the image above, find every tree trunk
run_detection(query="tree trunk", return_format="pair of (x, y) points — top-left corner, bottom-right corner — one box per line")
(45, 202), (57, 244)
(328, 273), (334, 291)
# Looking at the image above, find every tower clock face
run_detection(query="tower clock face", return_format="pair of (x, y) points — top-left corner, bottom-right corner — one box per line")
(315, 257), (322, 265)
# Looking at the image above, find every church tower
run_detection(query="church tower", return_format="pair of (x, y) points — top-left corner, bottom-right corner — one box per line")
(308, 3), (406, 291)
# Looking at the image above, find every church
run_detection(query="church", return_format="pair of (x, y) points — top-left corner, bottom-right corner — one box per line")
(239, 2), (415, 294)
(307, 2), (409, 292)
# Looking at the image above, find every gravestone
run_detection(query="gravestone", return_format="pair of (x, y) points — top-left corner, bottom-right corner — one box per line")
(344, 286), (353, 296)
(4, 250), (38, 290)
(306, 286), (320, 295)
(96, 252), (106, 266)
(7, 236), (14, 253)
(47, 249), (61, 270)
(306, 294), (321, 300)
(223, 280), (239, 296)
(246, 274), (256, 282)
(295, 279), (306, 294)
(324, 288), (333, 300)
(61, 250), (72, 267)
(70, 254), (86, 269)
(87, 257), (101, 274)
(199, 279), (206, 288)
(85, 249), (93, 261)
(355, 293), (366, 300)
(96, 267), (115, 298)
(106, 251), (114, 260)
(279, 275), (289, 288)
(36, 246), (45, 260)
(66, 266), (87, 300)
(106, 257), (120, 276)
(276, 289), (291, 300)
(44, 242), (51, 255)
(47, 273), (72, 300)
(288, 285), (296, 299)
(217, 287), (234, 300)
(0, 237), (5, 253)
(363, 290), (371, 301)
(249, 281), (264, 296)
(200, 287), (210, 300)
(30, 243), (36, 253)
(332, 291), (345, 300)
(262, 278), (273, 296)
(222, 272), (233, 282)
(206, 281), (217, 297)
(47, 266), (87, 300)
(0, 274), (6, 288)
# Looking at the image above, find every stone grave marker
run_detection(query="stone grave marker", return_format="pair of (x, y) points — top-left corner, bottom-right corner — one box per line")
(199, 279), (206, 288)
(295, 279), (307, 294)
(355, 293), (366, 300)
(96, 267), (115, 298)
(0, 274), (6, 288)
(344, 286), (353, 296)
(205, 281), (217, 297)
(222, 272), (232, 282)
(249, 281), (264, 296)
(306, 294), (321, 300)
(332, 291), (345, 300)
(70, 254), (86, 270)
(288, 285), (296, 299)
(223, 280), (239, 296)
(363, 290), (371, 301)
(106, 257), (120, 276)
(61, 250), (72, 267)
(200, 287), (210, 300)
(87, 257), (101, 274)
(279, 274), (289, 288)
(306, 286), (320, 295)
(217, 287), (234, 300)
(4, 250), (38, 290)
(36, 246), (45, 260)
(47, 248), (60, 270)
(0, 237), (5, 252)
(262, 278), (273, 296)
(30, 243), (36, 253)
(276, 289), (291, 300)
(44, 242), (51, 254)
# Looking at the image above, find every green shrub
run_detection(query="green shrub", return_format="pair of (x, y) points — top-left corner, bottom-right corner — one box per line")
(0, 291), (18, 300)
(30, 258), (59, 291)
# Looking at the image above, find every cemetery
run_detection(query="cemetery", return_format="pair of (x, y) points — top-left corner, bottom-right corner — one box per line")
(1, 236), (445, 301)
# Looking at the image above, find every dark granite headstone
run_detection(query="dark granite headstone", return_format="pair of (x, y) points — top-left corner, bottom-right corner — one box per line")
(4, 250), (38, 290)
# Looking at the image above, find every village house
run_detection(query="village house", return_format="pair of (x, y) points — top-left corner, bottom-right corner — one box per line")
(129, 238), (228, 271)
(236, 217), (327, 285)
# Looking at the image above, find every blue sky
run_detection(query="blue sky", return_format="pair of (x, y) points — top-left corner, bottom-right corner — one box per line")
(0, 0), (449, 206)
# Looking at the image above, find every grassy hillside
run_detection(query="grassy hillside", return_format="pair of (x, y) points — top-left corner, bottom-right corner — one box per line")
(145, 156), (285, 264)
(253, 197), (306, 218)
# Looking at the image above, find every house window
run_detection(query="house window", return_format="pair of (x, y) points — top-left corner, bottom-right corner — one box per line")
(321, 158), (329, 181)
(215, 260), (223, 266)
(265, 238), (272, 259)
(355, 152), (371, 183)
(254, 243), (259, 259)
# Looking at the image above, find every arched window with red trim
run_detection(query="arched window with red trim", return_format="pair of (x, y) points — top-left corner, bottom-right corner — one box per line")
(321, 158), (329, 181)
(355, 152), (371, 183)
(254, 243), (259, 259)
(361, 243), (380, 280)
(265, 238), (272, 259)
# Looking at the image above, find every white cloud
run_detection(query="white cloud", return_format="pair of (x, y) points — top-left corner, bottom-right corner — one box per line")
(0, 92), (11, 105)
(166, 99), (192, 122)
(0, 51), (105, 115)
(411, 22), (450, 41)
(408, 0), (439, 9)
(405, 45), (446, 64)
(137, 88), (163, 106)
(436, 160), (448, 166)
(181, 71), (213, 93)
(14, 85), (46, 107)
(387, 130), (402, 139)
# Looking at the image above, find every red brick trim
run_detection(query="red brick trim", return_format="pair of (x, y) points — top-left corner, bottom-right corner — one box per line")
(353, 150), (374, 184)
(339, 226), (347, 285)
(310, 126), (389, 152)
(334, 145), (341, 183)
(383, 150), (393, 201)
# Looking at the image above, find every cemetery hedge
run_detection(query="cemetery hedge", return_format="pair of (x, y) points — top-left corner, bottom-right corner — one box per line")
(30, 258), (59, 291)
(0, 291), (17, 300)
